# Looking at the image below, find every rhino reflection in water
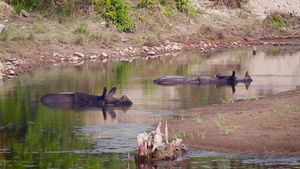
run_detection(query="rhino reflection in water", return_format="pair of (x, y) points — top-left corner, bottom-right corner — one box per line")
(153, 71), (253, 93)
(40, 87), (133, 119)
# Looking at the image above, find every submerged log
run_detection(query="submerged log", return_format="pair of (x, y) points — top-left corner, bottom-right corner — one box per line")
(135, 122), (186, 162)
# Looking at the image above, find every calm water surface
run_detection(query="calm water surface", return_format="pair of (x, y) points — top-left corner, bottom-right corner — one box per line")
(0, 46), (300, 168)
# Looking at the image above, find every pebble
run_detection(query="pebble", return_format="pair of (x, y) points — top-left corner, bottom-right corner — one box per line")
(21, 10), (29, 17)
(0, 24), (5, 33)
(73, 52), (85, 58)
(143, 46), (149, 52)
(0, 61), (4, 70)
(101, 52), (108, 57)
(9, 70), (15, 75)
(147, 51), (156, 55)
(69, 56), (80, 61)
(53, 53), (62, 57)
(89, 55), (98, 59)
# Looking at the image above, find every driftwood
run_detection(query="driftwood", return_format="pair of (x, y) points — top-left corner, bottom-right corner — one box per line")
(135, 121), (186, 162)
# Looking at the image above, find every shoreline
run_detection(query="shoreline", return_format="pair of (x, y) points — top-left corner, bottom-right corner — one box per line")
(1, 36), (299, 80)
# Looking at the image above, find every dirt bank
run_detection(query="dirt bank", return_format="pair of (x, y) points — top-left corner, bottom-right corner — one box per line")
(167, 90), (300, 155)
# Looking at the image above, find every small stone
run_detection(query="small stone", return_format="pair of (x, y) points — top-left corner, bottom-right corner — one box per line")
(101, 52), (108, 57)
(53, 53), (62, 57)
(69, 56), (79, 61)
(0, 61), (4, 70)
(128, 47), (133, 51)
(102, 59), (108, 63)
(89, 55), (98, 59)
(73, 52), (85, 58)
(21, 10), (29, 17)
(147, 51), (156, 55)
(143, 46), (149, 52)
(9, 70), (15, 75)
(61, 58), (65, 61)
(164, 40), (171, 45)
(0, 24), (5, 33)
(4, 20), (8, 23)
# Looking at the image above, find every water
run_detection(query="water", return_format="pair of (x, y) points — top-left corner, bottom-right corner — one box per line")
(0, 46), (300, 168)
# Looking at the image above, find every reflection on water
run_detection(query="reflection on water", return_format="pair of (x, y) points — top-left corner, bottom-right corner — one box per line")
(0, 46), (300, 168)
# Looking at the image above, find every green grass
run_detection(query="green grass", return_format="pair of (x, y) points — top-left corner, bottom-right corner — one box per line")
(73, 23), (89, 35)
(0, 28), (9, 41)
(214, 113), (234, 135)
(194, 114), (203, 123)
(255, 94), (264, 100)
(197, 130), (206, 138)
(172, 129), (181, 139)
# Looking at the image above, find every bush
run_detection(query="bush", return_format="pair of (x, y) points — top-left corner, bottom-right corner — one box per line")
(94, 0), (136, 32)
(138, 0), (153, 8)
(176, 0), (189, 13)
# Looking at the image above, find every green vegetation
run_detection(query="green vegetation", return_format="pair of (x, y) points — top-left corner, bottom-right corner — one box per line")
(195, 114), (203, 123)
(214, 113), (234, 135)
(0, 28), (9, 41)
(255, 94), (264, 100)
(176, 0), (189, 13)
(94, 0), (136, 32)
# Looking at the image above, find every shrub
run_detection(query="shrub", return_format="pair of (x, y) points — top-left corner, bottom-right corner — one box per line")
(176, 0), (189, 13)
(138, 0), (153, 8)
(94, 0), (136, 32)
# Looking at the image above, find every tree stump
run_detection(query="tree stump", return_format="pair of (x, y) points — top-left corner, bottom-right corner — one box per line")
(135, 121), (186, 162)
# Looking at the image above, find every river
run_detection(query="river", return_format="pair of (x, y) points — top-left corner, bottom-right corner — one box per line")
(0, 46), (299, 168)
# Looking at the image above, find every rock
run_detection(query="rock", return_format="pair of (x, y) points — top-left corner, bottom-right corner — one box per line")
(143, 46), (149, 52)
(147, 51), (156, 55)
(102, 59), (108, 63)
(9, 70), (15, 75)
(101, 52), (108, 57)
(53, 53), (62, 57)
(89, 55), (98, 59)
(73, 52), (85, 58)
(119, 51), (125, 56)
(0, 61), (4, 70)
(4, 20), (8, 23)
(164, 40), (171, 45)
(0, 24), (5, 33)
(20, 9), (29, 17)
(69, 56), (80, 61)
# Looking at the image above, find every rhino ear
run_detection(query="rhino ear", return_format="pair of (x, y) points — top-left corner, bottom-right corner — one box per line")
(108, 86), (117, 95)
(102, 87), (107, 96)
(245, 71), (250, 77)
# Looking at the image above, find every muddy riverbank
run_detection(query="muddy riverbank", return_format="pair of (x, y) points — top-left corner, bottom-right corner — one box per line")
(167, 89), (300, 155)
